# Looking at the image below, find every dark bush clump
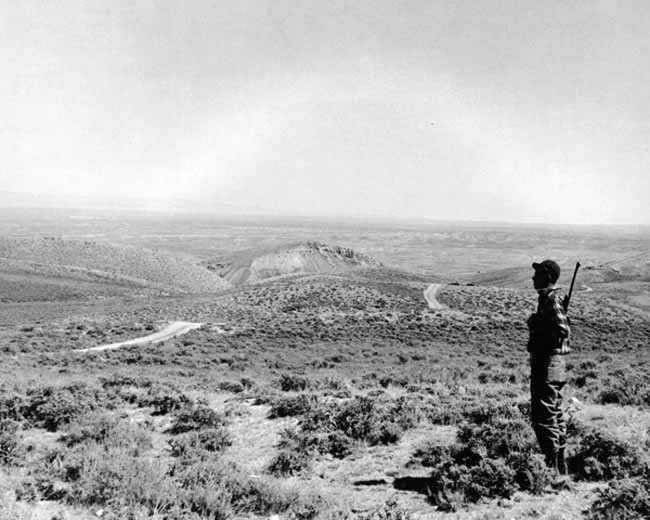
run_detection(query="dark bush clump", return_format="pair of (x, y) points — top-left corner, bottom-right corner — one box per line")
(267, 425), (355, 477)
(0, 418), (23, 465)
(21, 416), (302, 519)
(136, 384), (193, 415)
(169, 428), (232, 460)
(268, 448), (313, 477)
(587, 476), (650, 519)
(268, 394), (317, 419)
(596, 373), (650, 408)
(267, 428), (318, 476)
(277, 374), (310, 392)
(569, 426), (647, 481)
(313, 396), (405, 445)
(23, 383), (102, 431)
(413, 405), (553, 510)
(0, 390), (28, 422)
(168, 406), (228, 435)
(175, 459), (298, 517)
(61, 412), (149, 450)
(218, 381), (245, 394)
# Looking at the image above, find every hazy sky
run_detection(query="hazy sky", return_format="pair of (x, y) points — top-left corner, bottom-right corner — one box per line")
(2, 1), (649, 224)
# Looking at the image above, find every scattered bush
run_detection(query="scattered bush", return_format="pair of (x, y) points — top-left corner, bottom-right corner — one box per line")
(175, 459), (298, 517)
(218, 381), (245, 394)
(587, 476), (650, 520)
(596, 373), (650, 407)
(303, 396), (405, 445)
(169, 428), (232, 460)
(357, 499), (414, 520)
(168, 405), (228, 435)
(0, 389), (28, 422)
(136, 385), (193, 415)
(21, 419), (167, 509)
(277, 374), (310, 392)
(0, 418), (22, 465)
(412, 405), (551, 510)
(61, 412), (151, 452)
(569, 426), (647, 481)
(268, 394), (317, 419)
(22, 415), (302, 519)
(23, 383), (102, 431)
(268, 448), (313, 477)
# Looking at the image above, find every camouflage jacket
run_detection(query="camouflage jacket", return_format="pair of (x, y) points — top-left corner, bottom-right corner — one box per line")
(527, 287), (571, 355)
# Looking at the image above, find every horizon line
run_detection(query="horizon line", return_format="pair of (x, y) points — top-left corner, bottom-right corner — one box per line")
(1, 201), (649, 230)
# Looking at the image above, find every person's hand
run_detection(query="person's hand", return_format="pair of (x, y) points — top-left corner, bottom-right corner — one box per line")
(562, 294), (570, 312)
(527, 313), (538, 331)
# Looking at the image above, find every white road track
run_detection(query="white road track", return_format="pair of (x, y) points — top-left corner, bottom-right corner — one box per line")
(424, 283), (446, 310)
(74, 321), (203, 353)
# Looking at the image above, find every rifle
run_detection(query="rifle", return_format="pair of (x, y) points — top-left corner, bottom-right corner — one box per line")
(562, 262), (581, 312)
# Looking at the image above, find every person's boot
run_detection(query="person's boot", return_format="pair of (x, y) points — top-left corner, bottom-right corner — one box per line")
(557, 447), (567, 476)
(544, 450), (558, 472)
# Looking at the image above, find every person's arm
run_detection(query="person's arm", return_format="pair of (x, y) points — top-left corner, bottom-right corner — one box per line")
(550, 293), (570, 345)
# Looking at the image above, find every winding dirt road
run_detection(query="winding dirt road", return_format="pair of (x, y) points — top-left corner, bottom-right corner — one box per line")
(74, 321), (203, 353)
(424, 283), (446, 310)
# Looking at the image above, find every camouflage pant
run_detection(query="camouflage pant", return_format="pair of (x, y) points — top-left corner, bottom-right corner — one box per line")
(530, 353), (567, 457)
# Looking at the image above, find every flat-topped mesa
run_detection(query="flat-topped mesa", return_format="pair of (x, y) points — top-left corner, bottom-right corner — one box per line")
(210, 241), (382, 285)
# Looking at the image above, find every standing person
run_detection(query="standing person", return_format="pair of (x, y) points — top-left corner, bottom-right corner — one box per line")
(527, 259), (571, 474)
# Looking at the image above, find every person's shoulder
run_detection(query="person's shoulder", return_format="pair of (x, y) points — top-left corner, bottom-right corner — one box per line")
(544, 288), (565, 309)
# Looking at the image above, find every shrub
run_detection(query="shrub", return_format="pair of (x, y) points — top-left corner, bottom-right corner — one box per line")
(413, 407), (550, 510)
(268, 449), (312, 477)
(596, 374), (650, 408)
(385, 395), (423, 430)
(267, 428), (317, 476)
(176, 459), (297, 516)
(0, 390), (27, 422)
(277, 374), (310, 392)
(268, 394), (317, 419)
(169, 405), (228, 435)
(100, 374), (152, 390)
(587, 476), (650, 520)
(23, 420), (171, 511)
(508, 452), (553, 494)
(169, 428), (232, 460)
(0, 418), (22, 465)
(464, 458), (517, 502)
(357, 499), (414, 520)
(64, 445), (174, 509)
(327, 397), (404, 445)
(20, 416), (308, 518)
(218, 381), (245, 394)
(137, 385), (192, 415)
(569, 427), (647, 481)
(23, 383), (101, 431)
(322, 432), (354, 459)
(61, 412), (151, 452)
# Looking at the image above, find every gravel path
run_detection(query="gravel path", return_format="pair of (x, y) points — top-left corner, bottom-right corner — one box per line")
(73, 321), (202, 353)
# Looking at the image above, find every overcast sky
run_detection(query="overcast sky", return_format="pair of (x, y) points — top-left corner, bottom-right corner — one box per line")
(2, 1), (649, 224)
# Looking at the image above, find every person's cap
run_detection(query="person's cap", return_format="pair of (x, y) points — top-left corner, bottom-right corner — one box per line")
(532, 259), (561, 283)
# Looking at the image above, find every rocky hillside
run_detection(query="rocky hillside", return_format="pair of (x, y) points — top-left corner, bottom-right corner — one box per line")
(206, 241), (382, 285)
(0, 237), (231, 295)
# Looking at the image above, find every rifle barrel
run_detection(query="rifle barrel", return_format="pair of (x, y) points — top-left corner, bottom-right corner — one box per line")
(566, 261), (581, 310)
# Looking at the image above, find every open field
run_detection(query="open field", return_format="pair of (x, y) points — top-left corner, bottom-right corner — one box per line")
(1, 211), (649, 519)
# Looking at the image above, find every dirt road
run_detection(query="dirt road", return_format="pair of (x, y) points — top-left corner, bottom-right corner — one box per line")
(424, 283), (446, 310)
(74, 321), (202, 353)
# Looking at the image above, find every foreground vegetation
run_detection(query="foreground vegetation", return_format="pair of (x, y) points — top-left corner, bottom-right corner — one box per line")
(1, 242), (649, 518)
